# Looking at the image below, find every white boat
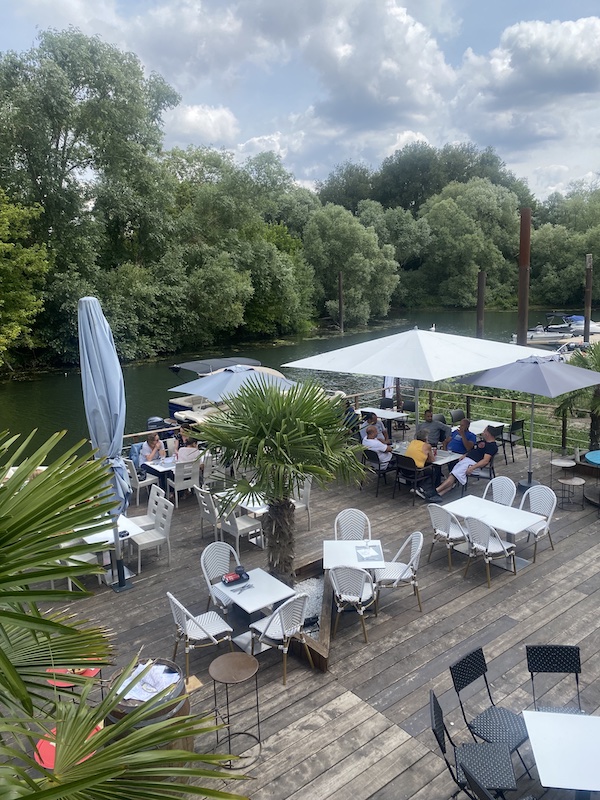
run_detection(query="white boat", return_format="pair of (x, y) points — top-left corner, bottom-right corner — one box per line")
(511, 314), (600, 345)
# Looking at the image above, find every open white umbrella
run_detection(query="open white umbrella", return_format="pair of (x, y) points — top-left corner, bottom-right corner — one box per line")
(464, 354), (600, 488)
(78, 297), (132, 591)
(169, 364), (295, 402)
(284, 328), (550, 421)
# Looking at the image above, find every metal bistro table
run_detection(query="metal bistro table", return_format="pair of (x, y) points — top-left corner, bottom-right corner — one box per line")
(443, 495), (545, 572)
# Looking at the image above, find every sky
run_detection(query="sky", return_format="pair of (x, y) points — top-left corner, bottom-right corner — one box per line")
(2, 0), (600, 200)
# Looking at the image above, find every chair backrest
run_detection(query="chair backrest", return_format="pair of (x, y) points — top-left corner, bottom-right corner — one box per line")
(526, 643), (582, 712)
(124, 458), (139, 488)
(201, 541), (240, 585)
(432, 413), (446, 425)
(293, 476), (312, 506)
(402, 400), (416, 413)
(147, 483), (166, 515)
(363, 448), (382, 471)
(482, 476), (516, 506)
(427, 504), (463, 538)
(429, 689), (448, 755)
(194, 486), (220, 524)
(487, 424), (504, 441)
(330, 565), (373, 602)
(450, 409), (465, 424)
(464, 517), (494, 551)
(461, 765), (494, 800)
(393, 530), (424, 574)
(510, 419), (525, 434)
(470, 454), (496, 479)
(449, 647), (490, 696)
(173, 459), (201, 487)
(129, 443), (143, 471)
(167, 592), (219, 642)
(380, 397), (394, 409)
(268, 593), (308, 639)
(334, 508), (371, 540)
(394, 454), (419, 473)
(164, 437), (177, 456)
(154, 497), (174, 537)
(519, 484), (557, 522)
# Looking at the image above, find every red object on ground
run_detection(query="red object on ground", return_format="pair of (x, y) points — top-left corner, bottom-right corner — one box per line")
(34, 724), (102, 769)
(45, 667), (101, 688)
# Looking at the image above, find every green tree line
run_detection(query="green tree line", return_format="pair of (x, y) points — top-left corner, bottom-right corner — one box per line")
(1, 28), (599, 368)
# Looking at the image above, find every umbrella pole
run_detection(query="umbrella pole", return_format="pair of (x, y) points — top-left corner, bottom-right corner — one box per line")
(112, 518), (132, 592)
(518, 395), (539, 491)
(415, 381), (420, 427)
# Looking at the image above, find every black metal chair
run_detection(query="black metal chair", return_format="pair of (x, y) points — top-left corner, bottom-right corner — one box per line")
(502, 420), (528, 462)
(380, 397), (394, 410)
(432, 413), (447, 425)
(449, 647), (531, 778)
(450, 408), (465, 424)
(461, 764), (537, 800)
(393, 454), (432, 505)
(487, 424), (507, 465)
(526, 644), (585, 714)
(461, 455), (496, 496)
(429, 690), (517, 800)
(362, 449), (398, 497)
(402, 399), (415, 413)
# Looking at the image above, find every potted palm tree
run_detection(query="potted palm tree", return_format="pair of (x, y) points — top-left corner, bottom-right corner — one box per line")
(0, 430), (245, 799)
(197, 380), (364, 583)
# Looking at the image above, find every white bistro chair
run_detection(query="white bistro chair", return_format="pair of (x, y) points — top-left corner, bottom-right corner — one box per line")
(166, 591), (233, 680)
(427, 504), (467, 571)
(124, 457), (159, 506)
(193, 486), (222, 541)
(292, 476), (312, 531)
(334, 508), (371, 540)
(464, 517), (516, 588)
(249, 593), (314, 685)
(330, 566), (378, 643)
(167, 460), (202, 508)
(482, 476), (517, 507)
(219, 507), (264, 557)
(129, 496), (174, 573)
(374, 530), (423, 612)
(127, 484), (166, 531)
(518, 484), (557, 562)
(200, 541), (240, 614)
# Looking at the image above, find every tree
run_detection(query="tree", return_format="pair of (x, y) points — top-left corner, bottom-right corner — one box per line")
(316, 161), (373, 214)
(0, 430), (244, 798)
(555, 344), (600, 451)
(197, 381), (364, 582)
(0, 190), (47, 360)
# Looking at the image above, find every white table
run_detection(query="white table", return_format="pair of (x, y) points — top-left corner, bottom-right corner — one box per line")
(359, 407), (408, 438)
(214, 490), (269, 516)
(443, 495), (544, 571)
(79, 515), (144, 584)
(217, 568), (297, 653)
(322, 539), (385, 570)
(144, 457), (177, 490)
(452, 419), (503, 436)
(523, 709), (600, 798)
(392, 442), (459, 467)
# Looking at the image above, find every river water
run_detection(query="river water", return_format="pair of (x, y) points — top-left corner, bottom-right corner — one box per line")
(0, 309), (567, 454)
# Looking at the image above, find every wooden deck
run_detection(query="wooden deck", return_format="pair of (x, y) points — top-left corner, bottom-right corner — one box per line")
(63, 445), (600, 800)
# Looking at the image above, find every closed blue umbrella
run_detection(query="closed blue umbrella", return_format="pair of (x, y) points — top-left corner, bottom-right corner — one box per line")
(78, 297), (132, 591)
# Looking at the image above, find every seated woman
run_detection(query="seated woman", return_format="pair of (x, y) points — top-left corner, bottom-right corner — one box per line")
(176, 436), (204, 465)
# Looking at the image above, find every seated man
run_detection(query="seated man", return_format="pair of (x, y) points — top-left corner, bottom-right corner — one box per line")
(359, 412), (390, 444)
(443, 418), (476, 455)
(404, 430), (436, 495)
(425, 426), (498, 502)
(362, 425), (394, 468)
(416, 409), (450, 446)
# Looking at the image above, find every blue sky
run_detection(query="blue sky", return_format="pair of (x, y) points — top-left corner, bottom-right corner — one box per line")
(2, 0), (600, 199)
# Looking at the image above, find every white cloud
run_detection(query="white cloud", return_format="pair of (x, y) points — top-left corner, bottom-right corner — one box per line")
(165, 104), (239, 144)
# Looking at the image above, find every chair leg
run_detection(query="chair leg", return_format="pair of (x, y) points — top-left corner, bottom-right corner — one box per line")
(173, 635), (180, 661)
(464, 557), (472, 577)
(359, 612), (368, 643)
(511, 553), (517, 575)
(414, 583), (422, 612)
(485, 561), (491, 588)
(547, 532), (554, 550)
(332, 610), (341, 638)
(447, 546), (453, 572)
(282, 651), (287, 685)
(185, 643), (190, 681)
(303, 639), (315, 670)
(427, 540), (435, 562)
(307, 509), (311, 531)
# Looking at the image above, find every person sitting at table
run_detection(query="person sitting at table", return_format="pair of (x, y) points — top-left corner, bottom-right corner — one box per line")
(140, 432), (165, 472)
(362, 425), (394, 467)
(404, 430), (439, 495)
(416, 409), (450, 446)
(360, 412), (390, 444)
(443, 418), (476, 454)
(176, 436), (204, 466)
(424, 426), (498, 502)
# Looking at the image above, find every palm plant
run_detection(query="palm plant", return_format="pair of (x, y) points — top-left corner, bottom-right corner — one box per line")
(197, 380), (365, 582)
(0, 430), (245, 800)
(555, 343), (600, 451)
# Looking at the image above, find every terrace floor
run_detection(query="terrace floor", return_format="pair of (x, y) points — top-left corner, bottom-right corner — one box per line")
(64, 443), (600, 800)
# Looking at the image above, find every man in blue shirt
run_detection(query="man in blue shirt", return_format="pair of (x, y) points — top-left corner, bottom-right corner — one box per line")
(443, 418), (476, 455)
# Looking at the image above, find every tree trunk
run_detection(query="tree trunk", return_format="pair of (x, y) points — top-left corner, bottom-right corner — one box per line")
(263, 499), (296, 586)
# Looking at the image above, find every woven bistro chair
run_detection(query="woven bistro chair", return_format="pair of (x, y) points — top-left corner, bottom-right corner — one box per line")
(334, 508), (371, 540)
(518, 485), (557, 562)
(526, 644), (585, 714)
(250, 593), (314, 685)
(200, 541), (240, 615)
(167, 592), (233, 680)
(482, 476), (517, 507)
(374, 531), (423, 612)
(330, 566), (377, 644)
(427, 504), (467, 571)
(463, 517), (516, 588)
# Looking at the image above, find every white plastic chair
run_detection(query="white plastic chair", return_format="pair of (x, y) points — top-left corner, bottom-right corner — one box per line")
(220, 507), (263, 557)
(200, 541), (240, 614)
(129, 496), (174, 573)
(249, 593), (315, 684)
(124, 457), (158, 506)
(193, 486), (222, 540)
(334, 508), (371, 540)
(374, 531), (424, 612)
(164, 437), (177, 457)
(518, 485), (557, 561)
(427, 504), (467, 571)
(464, 517), (516, 588)
(482, 476), (516, 507)
(127, 484), (166, 530)
(292, 477), (312, 530)
(166, 592), (233, 679)
(330, 566), (378, 643)
(167, 460), (202, 508)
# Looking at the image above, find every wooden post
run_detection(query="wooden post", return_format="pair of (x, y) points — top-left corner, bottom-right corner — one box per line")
(584, 254), (593, 342)
(338, 271), (344, 334)
(466, 396), (471, 419)
(476, 271), (486, 338)
(517, 208), (531, 346)
(561, 411), (568, 455)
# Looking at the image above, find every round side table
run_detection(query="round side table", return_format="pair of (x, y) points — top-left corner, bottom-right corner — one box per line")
(550, 457), (576, 486)
(209, 651), (261, 768)
(557, 476), (586, 510)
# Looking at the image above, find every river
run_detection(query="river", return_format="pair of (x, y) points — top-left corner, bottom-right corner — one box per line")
(0, 309), (571, 454)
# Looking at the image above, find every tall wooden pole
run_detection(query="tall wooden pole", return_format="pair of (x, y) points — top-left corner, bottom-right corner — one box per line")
(584, 254), (593, 342)
(516, 208), (531, 346)
(476, 271), (486, 338)
(338, 271), (344, 334)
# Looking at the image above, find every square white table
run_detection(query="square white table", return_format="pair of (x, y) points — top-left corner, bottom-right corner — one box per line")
(358, 407), (409, 438)
(523, 709), (600, 798)
(144, 456), (177, 490)
(443, 495), (544, 571)
(79, 515), (145, 584)
(322, 539), (385, 570)
(452, 419), (503, 436)
(392, 442), (459, 467)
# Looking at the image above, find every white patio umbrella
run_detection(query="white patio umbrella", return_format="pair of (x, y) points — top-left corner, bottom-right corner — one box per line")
(169, 364), (295, 402)
(462, 354), (600, 489)
(283, 328), (550, 422)
(78, 296), (132, 591)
